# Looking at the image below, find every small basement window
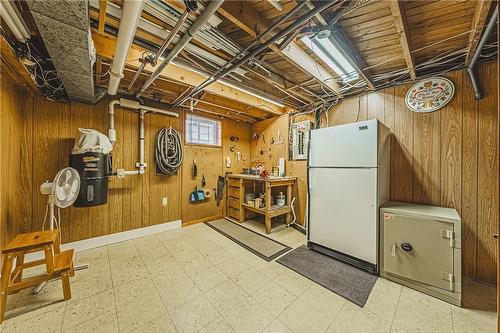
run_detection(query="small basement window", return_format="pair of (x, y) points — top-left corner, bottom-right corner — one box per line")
(185, 114), (221, 146)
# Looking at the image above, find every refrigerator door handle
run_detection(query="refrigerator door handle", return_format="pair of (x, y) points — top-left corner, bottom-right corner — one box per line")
(308, 172), (312, 192)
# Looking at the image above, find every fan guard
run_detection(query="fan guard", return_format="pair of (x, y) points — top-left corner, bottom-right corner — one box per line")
(52, 167), (80, 208)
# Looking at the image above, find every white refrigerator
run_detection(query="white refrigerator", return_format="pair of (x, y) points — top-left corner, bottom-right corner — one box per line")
(307, 119), (391, 274)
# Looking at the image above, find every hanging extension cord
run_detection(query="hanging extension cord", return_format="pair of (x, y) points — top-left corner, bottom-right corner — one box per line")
(155, 127), (184, 175)
(286, 197), (297, 227)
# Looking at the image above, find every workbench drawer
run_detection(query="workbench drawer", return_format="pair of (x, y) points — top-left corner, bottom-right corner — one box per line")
(228, 207), (240, 220)
(227, 178), (241, 188)
(228, 186), (240, 198)
(228, 197), (240, 209)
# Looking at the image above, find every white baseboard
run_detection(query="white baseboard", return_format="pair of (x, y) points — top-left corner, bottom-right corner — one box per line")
(25, 219), (182, 262)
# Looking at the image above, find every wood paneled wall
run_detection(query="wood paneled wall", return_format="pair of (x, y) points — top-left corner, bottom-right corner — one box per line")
(24, 96), (184, 244)
(0, 77), (252, 246)
(181, 115), (252, 224)
(250, 114), (311, 227)
(327, 62), (498, 284)
(0, 75), (33, 252)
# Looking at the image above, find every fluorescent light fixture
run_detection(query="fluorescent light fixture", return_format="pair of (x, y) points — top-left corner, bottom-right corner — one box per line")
(172, 61), (285, 108)
(220, 79), (285, 108)
(301, 35), (358, 83)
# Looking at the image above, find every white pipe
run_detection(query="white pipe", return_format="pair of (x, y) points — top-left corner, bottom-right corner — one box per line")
(108, 0), (145, 95)
(123, 170), (143, 175)
(108, 99), (120, 145)
(0, 1), (29, 42)
(108, 98), (178, 177)
(139, 105), (178, 117)
(137, 110), (146, 171)
(267, 0), (283, 11)
(4, 0), (30, 38)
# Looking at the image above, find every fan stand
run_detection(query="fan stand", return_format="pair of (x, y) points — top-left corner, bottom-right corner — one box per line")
(33, 193), (89, 294)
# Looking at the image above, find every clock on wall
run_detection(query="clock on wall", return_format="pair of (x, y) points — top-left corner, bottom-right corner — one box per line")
(405, 77), (455, 113)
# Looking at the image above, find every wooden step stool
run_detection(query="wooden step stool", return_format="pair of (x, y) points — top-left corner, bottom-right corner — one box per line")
(0, 229), (74, 323)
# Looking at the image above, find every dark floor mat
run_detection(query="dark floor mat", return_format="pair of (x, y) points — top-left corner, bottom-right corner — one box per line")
(205, 219), (292, 261)
(277, 245), (377, 307)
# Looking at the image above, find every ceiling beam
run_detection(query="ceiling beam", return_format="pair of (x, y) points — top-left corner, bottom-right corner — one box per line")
(182, 104), (258, 123)
(465, 0), (493, 65)
(97, 0), (107, 34)
(91, 32), (286, 115)
(200, 94), (271, 120)
(389, 0), (416, 80)
(218, 1), (342, 96)
(0, 37), (39, 93)
(99, 57), (275, 121)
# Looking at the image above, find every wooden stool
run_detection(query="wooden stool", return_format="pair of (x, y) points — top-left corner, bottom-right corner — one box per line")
(0, 229), (74, 323)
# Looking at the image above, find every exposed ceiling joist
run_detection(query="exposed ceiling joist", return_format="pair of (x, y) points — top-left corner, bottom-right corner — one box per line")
(184, 104), (257, 123)
(97, 0), (107, 33)
(0, 37), (40, 93)
(389, 0), (416, 80)
(465, 0), (493, 65)
(218, 1), (342, 96)
(200, 94), (270, 120)
(91, 32), (286, 115)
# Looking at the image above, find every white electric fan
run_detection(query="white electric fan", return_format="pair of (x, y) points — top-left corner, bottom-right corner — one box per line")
(34, 167), (87, 294)
(40, 167), (80, 231)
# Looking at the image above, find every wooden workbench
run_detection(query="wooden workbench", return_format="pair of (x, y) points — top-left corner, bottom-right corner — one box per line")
(225, 174), (297, 233)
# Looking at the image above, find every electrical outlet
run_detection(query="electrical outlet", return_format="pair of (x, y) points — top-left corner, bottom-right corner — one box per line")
(162, 197), (168, 206)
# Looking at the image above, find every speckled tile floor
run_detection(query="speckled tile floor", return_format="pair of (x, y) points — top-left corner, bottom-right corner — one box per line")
(0, 221), (496, 333)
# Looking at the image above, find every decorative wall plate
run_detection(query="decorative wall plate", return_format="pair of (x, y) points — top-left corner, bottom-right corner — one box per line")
(405, 77), (455, 113)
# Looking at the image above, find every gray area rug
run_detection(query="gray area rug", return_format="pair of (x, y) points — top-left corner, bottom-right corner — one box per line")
(277, 245), (378, 307)
(205, 219), (292, 261)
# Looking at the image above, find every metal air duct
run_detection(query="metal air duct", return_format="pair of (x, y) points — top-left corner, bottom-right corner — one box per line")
(27, 0), (103, 103)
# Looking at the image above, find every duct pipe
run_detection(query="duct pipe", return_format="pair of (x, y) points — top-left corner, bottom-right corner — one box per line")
(137, 110), (146, 172)
(467, 6), (498, 100)
(0, 1), (30, 42)
(174, 0), (339, 106)
(108, 0), (145, 95)
(127, 9), (191, 91)
(107, 98), (178, 177)
(136, 0), (224, 98)
(267, 0), (283, 11)
(108, 100), (119, 145)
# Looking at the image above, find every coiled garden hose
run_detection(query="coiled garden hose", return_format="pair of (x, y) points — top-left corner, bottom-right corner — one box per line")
(155, 127), (184, 175)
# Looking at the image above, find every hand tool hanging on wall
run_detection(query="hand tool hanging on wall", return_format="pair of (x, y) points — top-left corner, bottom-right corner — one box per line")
(192, 159), (198, 178)
(216, 176), (225, 207)
(202, 174), (206, 187)
(190, 186), (206, 203)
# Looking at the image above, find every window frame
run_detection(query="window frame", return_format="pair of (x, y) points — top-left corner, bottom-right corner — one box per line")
(185, 114), (222, 147)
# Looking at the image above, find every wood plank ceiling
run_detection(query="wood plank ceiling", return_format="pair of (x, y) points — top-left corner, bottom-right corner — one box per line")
(6, 0), (498, 121)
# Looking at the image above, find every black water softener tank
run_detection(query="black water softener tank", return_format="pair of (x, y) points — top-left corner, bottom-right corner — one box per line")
(70, 152), (112, 207)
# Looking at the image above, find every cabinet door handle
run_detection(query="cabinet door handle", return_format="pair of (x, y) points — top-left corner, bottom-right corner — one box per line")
(493, 233), (498, 239)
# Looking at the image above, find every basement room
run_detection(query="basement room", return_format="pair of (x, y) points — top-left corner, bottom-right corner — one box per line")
(0, 0), (498, 332)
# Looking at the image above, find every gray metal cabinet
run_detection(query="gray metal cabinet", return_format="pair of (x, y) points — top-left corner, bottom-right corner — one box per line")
(380, 202), (461, 306)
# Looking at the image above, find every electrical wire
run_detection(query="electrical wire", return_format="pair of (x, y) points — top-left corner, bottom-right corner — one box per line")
(155, 127), (184, 175)
(42, 202), (49, 231)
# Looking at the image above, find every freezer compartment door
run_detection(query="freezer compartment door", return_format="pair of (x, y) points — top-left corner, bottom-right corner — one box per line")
(382, 214), (454, 291)
(309, 119), (378, 168)
(308, 167), (378, 264)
